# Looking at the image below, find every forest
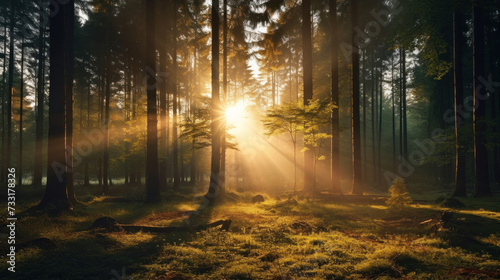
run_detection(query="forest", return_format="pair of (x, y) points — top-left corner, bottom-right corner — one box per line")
(1, 0), (500, 279)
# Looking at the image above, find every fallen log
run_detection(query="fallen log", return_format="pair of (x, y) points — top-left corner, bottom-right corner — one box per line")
(90, 217), (231, 233)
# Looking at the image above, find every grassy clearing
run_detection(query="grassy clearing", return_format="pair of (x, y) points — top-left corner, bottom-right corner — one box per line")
(1, 185), (500, 279)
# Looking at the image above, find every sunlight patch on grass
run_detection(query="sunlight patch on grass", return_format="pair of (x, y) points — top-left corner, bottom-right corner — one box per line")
(460, 209), (500, 221)
(110, 232), (155, 246)
(88, 196), (110, 203)
(369, 204), (389, 210)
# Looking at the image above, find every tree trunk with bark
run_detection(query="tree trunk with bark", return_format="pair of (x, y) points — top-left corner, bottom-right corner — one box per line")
(145, 0), (161, 203)
(351, 0), (362, 195)
(206, 0), (222, 205)
(302, 0), (315, 193)
(330, 0), (340, 193)
(472, 3), (490, 196)
(38, 0), (73, 212)
(34, 2), (46, 187)
(452, 9), (467, 197)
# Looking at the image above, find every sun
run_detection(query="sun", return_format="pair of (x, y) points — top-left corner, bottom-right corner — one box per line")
(224, 101), (248, 126)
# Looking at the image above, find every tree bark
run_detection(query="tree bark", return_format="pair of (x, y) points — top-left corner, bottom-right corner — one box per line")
(159, 0), (168, 190)
(391, 54), (396, 173)
(330, 0), (340, 194)
(472, 3), (490, 196)
(402, 49), (407, 161)
(351, 0), (362, 195)
(38, 0), (73, 212)
(452, 9), (467, 197)
(34, 2), (46, 187)
(206, 0), (222, 204)
(172, 2), (180, 190)
(377, 62), (383, 184)
(102, 2), (112, 195)
(65, 0), (77, 204)
(220, 0), (228, 197)
(302, 0), (315, 193)
(145, 0), (161, 203)
(5, 1), (15, 183)
(371, 53), (376, 183)
(18, 38), (25, 186)
(0, 6), (6, 184)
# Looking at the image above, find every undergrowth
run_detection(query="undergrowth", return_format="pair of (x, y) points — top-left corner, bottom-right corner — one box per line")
(1, 185), (500, 279)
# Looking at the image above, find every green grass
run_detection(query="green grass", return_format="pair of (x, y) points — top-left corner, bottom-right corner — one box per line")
(1, 185), (500, 279)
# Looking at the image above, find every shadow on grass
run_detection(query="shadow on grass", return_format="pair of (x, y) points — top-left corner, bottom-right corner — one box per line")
(2, 202), (217, 280)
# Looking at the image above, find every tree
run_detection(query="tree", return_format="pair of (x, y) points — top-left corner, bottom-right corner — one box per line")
(18, 38), (25, 186)
(65, 0), (77, 204)
(452, 7), (466, 197)
(220, 0), (228, 199)
(263, 101), (303, 194)
(172, 1), (180, 190)
(33, 1), (47, 187)
(102, 0), (113, 195)
(4, 0), (15, 183)
(301, 99), (335, 192)
(351, 0), (362, 195)
(206, 0), (222, 204)
(330, 0), (340, 194)
(158, 0), (168, 189)
(144, 0), (160, 203)
(472, 1), (490, 197)
(302, 0), (314, 193)
(37, 0), (73, 212)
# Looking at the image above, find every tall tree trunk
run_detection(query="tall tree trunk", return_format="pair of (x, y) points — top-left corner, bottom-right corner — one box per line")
(302, 0), (315, 193)
(472, 3), (490, 196)
(399, 48), (403, 162)
(159, 0), (168, 189)
(220, 0), (228, 198)
(377, 64), (383, 185)
(34, 2), (46, 187)
(351, 0), (362, 195)
(402, 49), (407, 161)
(145, 0), (160, 203)
(102, 3), (111, 195)
(362, 50), (367, 182)
(18, 38), (25, 186)
(391, 54), (396, 173)
(330, 0), (340, 193)
(84, 82), (90, 186)
(5, 1), (15, 183)
(1, 10), (6, 184)
(38, 0), (73, 212)
(452, 9), (467, 197)
(65, 0), (77, 204)
(206, 0), (222, 204)
(172, 3), (180, 189)
(371, 53), (376, 183)
(493, 3), (500, 188)
(190, 34), (198, 185)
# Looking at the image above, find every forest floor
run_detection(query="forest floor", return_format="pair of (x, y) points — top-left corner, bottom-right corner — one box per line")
(1, 184), (500, 279)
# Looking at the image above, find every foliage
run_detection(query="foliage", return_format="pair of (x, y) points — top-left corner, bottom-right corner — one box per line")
(262, 101), (303, 142)
(263, 99), (335, 155)
(386, 177), (413, 209)
(300, 99), (336, 160)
